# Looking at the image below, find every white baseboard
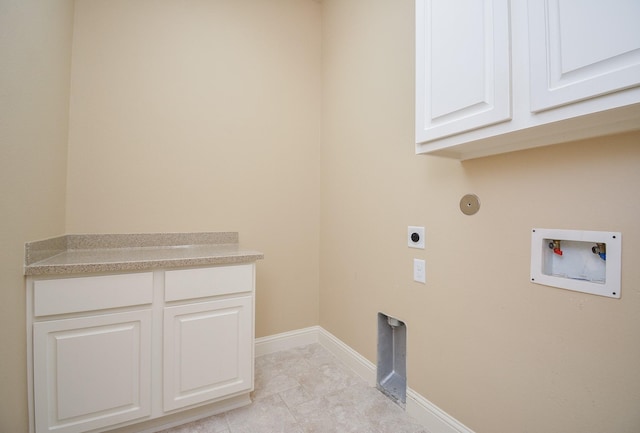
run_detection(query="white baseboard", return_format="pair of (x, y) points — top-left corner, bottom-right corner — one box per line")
(255, 326), (320, 357)
(256, 326), (475, 433)
(316, 327), (376, 386)
(406, 389), (476, 433)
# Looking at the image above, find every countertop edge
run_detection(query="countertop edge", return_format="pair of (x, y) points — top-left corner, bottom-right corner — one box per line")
(24, 232), (264, 276)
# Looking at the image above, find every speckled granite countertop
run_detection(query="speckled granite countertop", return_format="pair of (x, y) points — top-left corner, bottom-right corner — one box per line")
(24, 232), (264, 276)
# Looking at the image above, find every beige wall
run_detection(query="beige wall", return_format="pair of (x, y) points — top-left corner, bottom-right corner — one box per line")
(0, 0), (74, 431)
(3, 1), (639, 432)
(65, 0), (322, 337)
(320, 1), (640, 433)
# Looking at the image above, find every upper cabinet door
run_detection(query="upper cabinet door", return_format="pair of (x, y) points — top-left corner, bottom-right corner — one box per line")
(416, 0), (511, 143)
(528, 0), (640, 112)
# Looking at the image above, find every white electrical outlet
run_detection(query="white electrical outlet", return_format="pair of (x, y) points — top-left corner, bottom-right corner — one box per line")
(408, 226), (425, 249)
(413, 259), (426, 283)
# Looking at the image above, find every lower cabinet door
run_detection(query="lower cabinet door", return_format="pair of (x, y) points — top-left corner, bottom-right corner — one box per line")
(33, 310), (152, 433)
(163, 296), (253, 412)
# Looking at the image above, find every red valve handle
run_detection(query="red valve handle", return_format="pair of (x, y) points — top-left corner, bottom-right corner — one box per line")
(553, 248), (563, 256)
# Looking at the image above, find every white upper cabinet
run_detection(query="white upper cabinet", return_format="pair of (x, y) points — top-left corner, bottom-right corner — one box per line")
(528, 0), (640, 112)
(416, 0), (511, 143)
(415, 0), (640, 160)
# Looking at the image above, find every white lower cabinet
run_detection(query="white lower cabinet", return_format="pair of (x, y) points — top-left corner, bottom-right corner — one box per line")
(33, 311), (152, 433)
(163, 296), (253, 411)
(28, 264), (256, 433)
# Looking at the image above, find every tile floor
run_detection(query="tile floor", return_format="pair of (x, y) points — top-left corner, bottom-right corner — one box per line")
(160, 343), (428, 433)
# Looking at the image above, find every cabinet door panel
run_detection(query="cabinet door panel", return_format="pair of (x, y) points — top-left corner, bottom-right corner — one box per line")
(416, 0), (511, 143)
(528, 0), (640, 112)
(33, 311), (152, 433)
(163, 296), (253, 411)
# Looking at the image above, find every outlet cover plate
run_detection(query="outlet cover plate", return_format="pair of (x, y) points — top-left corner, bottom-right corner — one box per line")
(408, 226), (425, 249)
(413, 259), (426, 283)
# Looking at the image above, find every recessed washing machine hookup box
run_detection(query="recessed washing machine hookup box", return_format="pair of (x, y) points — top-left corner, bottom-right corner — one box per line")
(530, 228), (621, 299)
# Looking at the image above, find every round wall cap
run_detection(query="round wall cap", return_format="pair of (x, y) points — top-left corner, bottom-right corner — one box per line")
(460, 194), (480, 215)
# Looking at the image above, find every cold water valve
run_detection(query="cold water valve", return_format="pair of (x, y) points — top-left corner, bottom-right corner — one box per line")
(592, 243), (606, 261)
